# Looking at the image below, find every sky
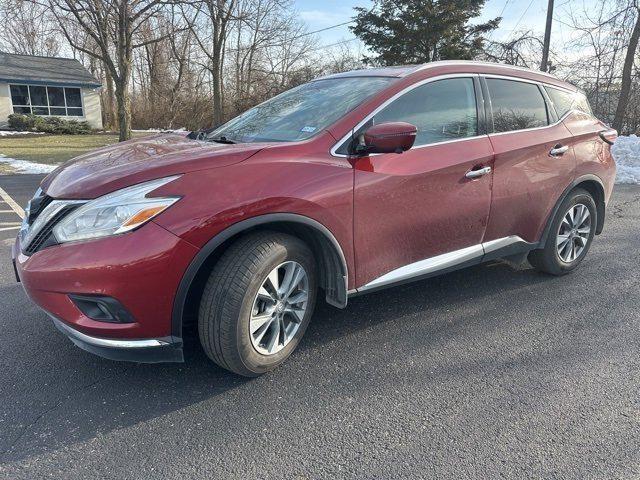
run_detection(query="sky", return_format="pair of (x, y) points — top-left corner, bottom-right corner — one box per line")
(294, 0), (600, 54)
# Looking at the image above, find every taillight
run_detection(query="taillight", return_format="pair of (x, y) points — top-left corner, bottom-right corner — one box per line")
(599, 129), (618, 145)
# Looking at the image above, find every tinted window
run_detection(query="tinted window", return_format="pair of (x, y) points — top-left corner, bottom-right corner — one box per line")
(30, 86), (48, 106)
(10, 85), (29, 106)
(65, 88), (82, 107)
(546, 86), (592, 117)
(372, 78), (478, 146)
(486, 79), (548, 132)
(209, 77), (393, 143)
(48, 87), (66, 107)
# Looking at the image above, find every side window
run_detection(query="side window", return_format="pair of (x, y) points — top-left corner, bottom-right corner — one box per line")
(545, 86), (593, 118)
(574, 94), (592, 115)
(545, 87), (573, 118)
(486, 78), (549, 133)
(372, 78), (478, 146)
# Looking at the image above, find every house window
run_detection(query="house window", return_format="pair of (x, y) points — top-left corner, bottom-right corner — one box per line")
(9, 84), (84, 117)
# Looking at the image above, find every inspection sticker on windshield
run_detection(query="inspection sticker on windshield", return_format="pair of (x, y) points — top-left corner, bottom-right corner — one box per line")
(300, 126), (317, 133)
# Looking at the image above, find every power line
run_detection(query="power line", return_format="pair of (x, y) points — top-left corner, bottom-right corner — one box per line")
(511, 0), (536, 32)
(308, 37), (360, 52)
(499, 0), (511, 17)
(296, 20), (354, 39)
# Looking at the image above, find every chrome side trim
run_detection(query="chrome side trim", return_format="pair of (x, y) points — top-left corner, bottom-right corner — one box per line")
(482, 235), (529, 254)
(355, 235), (530, 294)
(358, 244), (483, 292)
(52, 316), (169, 349)
(330, 71), (586, 158)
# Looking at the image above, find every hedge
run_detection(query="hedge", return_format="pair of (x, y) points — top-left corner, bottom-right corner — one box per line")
(7, 114), (93, 135)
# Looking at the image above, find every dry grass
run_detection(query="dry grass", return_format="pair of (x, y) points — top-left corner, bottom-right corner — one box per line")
(0, 132), (152, 165)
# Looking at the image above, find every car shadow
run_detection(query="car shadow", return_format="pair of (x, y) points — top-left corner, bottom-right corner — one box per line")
(1, 259), (554, 463)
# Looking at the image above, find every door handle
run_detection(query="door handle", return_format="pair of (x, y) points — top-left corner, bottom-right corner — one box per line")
(549, 144), (569, 156)
(465, 166), (492, 179)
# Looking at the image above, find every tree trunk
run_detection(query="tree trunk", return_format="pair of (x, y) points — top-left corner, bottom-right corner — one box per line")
(104, 68), (117, 130)
(115, 82), (132, 141)
(211, 50), (224, 126)
(613, 8), (640, 133)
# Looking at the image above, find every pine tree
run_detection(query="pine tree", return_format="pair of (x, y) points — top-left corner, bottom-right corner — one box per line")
(351, 0), (501, 66)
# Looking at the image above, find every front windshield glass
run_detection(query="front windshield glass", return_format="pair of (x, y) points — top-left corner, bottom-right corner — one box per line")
(206, 77), (394, 143)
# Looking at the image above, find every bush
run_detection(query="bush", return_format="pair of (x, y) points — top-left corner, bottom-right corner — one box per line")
(8, 113), (92, 135)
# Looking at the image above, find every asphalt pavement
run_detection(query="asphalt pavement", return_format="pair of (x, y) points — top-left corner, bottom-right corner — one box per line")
(0, 174), (639, 479)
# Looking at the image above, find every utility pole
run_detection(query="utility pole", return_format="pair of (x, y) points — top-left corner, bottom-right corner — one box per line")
(540, 0), (554, 72)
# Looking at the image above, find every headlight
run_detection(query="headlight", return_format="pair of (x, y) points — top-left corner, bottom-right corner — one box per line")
(53, 176), (181, 243)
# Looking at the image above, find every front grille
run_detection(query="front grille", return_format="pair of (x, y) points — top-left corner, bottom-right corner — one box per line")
(23, 205), (78, 255)
(27, 194), (53, 224)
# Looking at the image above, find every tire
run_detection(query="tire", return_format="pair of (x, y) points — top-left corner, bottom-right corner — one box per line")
(528, 188), (597, 275)
(198, 231), (317, 376)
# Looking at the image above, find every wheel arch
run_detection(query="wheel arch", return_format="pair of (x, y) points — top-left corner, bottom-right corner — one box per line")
(540, 174), (606, 245)
(171, 213), (349, 339)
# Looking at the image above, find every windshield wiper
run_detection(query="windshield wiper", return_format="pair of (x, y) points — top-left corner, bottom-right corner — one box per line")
(209, 136), (236, 144)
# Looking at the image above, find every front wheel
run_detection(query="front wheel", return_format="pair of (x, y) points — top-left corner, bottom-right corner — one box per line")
(198, 231), (317, 376)
(528, 188), (597, 275)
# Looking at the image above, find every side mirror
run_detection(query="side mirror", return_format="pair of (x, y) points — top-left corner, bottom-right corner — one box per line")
(356, 122), (417, 155)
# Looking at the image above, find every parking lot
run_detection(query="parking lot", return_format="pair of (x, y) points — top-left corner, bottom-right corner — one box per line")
(0, 175), (639, 479)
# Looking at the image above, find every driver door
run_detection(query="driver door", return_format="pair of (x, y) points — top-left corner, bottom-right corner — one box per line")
(352, 76), (494, 289)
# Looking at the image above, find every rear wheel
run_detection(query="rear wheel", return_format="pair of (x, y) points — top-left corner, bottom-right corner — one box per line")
(198, 231), (317, 376)
(528, 188), (597, 275)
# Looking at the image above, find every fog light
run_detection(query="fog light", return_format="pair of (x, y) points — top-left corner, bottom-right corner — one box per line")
(69, 295), (135, 323)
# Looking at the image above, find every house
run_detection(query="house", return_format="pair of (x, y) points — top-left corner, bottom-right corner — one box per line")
(0, 52), (102, 130)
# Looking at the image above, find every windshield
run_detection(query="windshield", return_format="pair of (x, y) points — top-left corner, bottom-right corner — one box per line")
(206, 77), (394, 143)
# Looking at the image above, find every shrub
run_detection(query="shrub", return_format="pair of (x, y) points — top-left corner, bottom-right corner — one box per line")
(8, 113), (37, 131)
(7, 113), (92, 135)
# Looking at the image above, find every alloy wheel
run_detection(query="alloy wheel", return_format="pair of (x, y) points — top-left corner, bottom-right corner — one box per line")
(556, 203), (591, 263)
(249, 261), (309, 355)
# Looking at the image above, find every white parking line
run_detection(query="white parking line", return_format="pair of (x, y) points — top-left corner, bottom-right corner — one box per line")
(0, 225), (20, 232)
(0, 186), (25, 219)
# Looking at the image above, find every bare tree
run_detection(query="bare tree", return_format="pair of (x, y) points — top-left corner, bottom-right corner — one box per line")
(185, 0), (237, 126)
(613, 2), (640, 131)
(35, 0), (180, 140)
(481, 31), (546, 68)
(0, 0), (60, 56)
(562, 0), (638, 130)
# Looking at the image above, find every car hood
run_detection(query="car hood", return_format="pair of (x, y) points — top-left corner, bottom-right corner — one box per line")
(41, 133), (268, 199)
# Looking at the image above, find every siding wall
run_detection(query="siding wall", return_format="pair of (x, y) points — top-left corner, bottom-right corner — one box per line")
(82, 88), (103, 129)
(0, 82), (103, 130)
(0, 83), (11, 128)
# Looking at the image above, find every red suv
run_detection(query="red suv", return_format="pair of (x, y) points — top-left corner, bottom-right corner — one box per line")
(13, 61), (617, 376)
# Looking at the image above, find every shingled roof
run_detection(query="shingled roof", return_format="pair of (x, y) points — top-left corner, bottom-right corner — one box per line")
(0, 52), (101, 88)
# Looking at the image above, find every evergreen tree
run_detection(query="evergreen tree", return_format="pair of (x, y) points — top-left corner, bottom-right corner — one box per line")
(351, 0), (501, 65)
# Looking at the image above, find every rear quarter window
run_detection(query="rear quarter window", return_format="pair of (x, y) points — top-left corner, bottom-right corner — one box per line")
(545, 86), (593, 118)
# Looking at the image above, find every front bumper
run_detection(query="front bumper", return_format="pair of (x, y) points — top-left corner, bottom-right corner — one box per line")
(51, 314), (183, 362)
(13, 221), (200, 363)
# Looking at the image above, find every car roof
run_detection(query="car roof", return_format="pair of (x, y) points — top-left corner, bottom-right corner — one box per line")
(317, 60), (576, 91)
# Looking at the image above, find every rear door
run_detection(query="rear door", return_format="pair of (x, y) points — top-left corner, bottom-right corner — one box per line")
(546, 86), (616, 202)
(482, 76), (576, 244)
(350, 76), (494, 289)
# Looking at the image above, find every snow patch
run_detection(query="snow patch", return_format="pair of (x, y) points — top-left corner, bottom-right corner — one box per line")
(0, 130), (45, 137)
(0, 154), (57, 174)
(612, 135), (640, 185)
